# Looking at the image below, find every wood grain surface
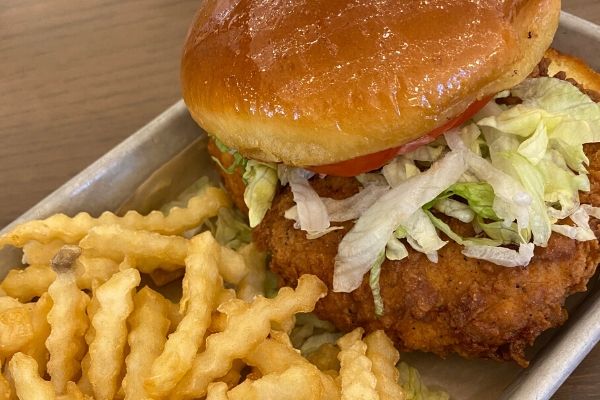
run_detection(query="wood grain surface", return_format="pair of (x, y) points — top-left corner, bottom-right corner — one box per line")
(0, 1), (599, 398)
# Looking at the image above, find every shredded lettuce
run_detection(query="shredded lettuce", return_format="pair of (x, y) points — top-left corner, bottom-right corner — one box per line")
(432, 198), (475, 223)
(401, 208), (447, 262)
(334, 150), (468, 292)
(212, 208), (252, 250)
(243, 160), (278, 228)
(552, 206), (596, 241)
(285, 183), (389, 225)
(356, 172), (389, 187)
(475, 216), (530, 245)
(324, 184), (390, 222)
(550, 138), (589, 173)
(425, 210), (502, 247)
(492, 151), (551, 245)
(369, 251), (385, 317)
(398, 362), (450, 400)
(291, 313), (341, 364)
(211, 138), (248, 175)
(462, 243), (534, 267)
(517, 121), (548, 165)
(446, 132), (532, 231)
(424, 210), (466, 245)
(404, 145), (445, 162)
(459, 123), (483, 155)
(386, 236), (409, 261)
(383, 156), (421, 187)
(264, 270), (280, 299)
(437, 182), (498, 220)
(539, 151), (588, 219)
(299, 333), (343, 356)
(286, 168), (331, 236)
(582, 204), (600, 219)
(511, 77), (600, 144)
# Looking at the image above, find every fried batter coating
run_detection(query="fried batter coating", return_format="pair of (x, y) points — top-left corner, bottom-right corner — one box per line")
(210, 135), (600, 366)
(253, 164), (600, 367)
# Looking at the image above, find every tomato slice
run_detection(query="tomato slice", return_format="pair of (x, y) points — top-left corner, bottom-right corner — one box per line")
(309, 97), (491, 177)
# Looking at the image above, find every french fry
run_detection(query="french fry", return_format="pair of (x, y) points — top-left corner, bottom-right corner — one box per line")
(206, 382), (229, 400)
(226, 365), (323, 400)
(365, 330), (405, 400)
(207, 288), (239, 334)
(245, 337), (304, 373)
(0, 265), (55, 303)
(0, 359), (12, 400)
(166, 301), (184, 333)
(218, 359), (245, 389)
(244, 367), (262, 381)
(306, 343), (341, 373)
(80, 225), (247, 283)
(22, 240), (64, 265)
(23, 293), (53, 376)
(244, 336), (340, 400)
(77, 292), (99, 397)
(76, 355), (92, 397)
(218, 246), (248, 285)
(171, 274), (327, 399)
(337, 328), (379, 400)
(159, 283), (233, 337)
(236, 243), (267, 302)
(46, 267), (89, 394)
(88, 268), (140, 400)
(74, 256), (120, 289)
(207, 312), (228, 334)
(80, 226), (188, 271)
(145, 232), (223, 397)
(57, 382), (93, 400)
(148, 268), (184, 287)
(122, 287), (171, 400)
(0, 186), (230, 248)
(0, 257), (119, 303)
(8, 353), (55, 400)
(0, 297), (33, 357)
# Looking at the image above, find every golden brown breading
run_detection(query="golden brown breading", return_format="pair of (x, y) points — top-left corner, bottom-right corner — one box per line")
(253, 169), (600, 367)
(210, 139), (600, 368)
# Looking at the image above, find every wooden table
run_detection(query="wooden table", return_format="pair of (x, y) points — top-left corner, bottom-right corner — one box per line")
(0, 1), (599, 398)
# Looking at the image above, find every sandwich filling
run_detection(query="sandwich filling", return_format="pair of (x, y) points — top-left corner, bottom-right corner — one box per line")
(213, 69), (600, 308)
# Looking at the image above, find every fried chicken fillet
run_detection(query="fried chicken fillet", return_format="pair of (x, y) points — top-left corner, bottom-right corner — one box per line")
(209, 50), (600, 367)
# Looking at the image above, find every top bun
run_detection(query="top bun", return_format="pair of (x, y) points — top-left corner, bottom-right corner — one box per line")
(181, 0), (560, 166)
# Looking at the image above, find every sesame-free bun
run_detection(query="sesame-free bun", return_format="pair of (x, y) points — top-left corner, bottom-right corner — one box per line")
(181, 0), (560, 166)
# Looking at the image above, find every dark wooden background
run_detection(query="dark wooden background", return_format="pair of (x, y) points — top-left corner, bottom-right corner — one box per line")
(0, 1), (599, 398)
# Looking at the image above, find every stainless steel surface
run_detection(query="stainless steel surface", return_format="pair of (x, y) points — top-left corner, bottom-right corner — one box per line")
(0, 11), (599, 400)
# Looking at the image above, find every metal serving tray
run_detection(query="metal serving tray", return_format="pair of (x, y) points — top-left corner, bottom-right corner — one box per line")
(1, 12), (599, 400)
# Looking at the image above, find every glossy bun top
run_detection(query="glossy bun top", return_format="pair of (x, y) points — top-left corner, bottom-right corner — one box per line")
(181, 0), (560, 166)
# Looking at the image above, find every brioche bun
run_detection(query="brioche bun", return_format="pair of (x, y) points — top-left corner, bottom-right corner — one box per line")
(181, 0), (560, 166)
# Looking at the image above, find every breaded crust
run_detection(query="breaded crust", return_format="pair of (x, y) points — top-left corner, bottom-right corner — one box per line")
(215, 49), (600, 366)
(254, 173), (600, 367)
